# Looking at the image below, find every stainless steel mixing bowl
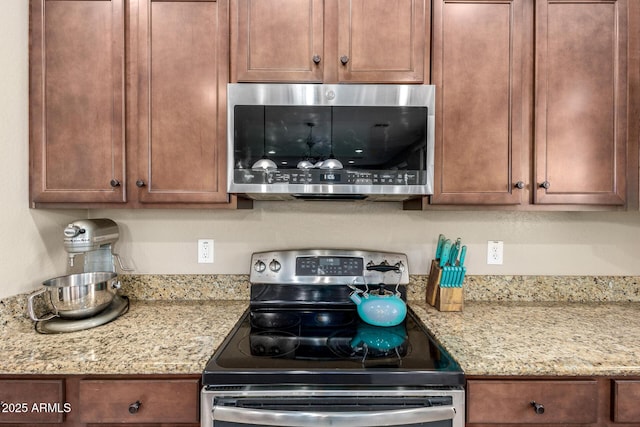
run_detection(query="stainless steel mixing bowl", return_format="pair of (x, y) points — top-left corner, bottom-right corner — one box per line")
(27, 272), (121, 321)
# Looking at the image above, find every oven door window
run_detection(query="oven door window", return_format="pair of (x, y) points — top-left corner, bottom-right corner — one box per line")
(210, 396), (455, 427)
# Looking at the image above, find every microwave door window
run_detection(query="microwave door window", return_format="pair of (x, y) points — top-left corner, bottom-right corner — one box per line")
(233, 106), (428, 172)
(234, 106), (331, 169)
(332, 106), (428, 170)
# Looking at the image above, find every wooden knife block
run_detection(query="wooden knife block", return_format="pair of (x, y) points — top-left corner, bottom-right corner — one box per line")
(426, 259), (463, 312)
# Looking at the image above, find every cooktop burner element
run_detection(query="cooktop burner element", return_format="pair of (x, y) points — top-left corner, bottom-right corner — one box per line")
(203, 249), (464, 388)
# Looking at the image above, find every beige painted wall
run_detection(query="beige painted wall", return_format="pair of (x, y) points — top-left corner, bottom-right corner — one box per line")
(93, 207), (640, 279)
(0, 0), (84, 299)
(2, 0), (639, 299)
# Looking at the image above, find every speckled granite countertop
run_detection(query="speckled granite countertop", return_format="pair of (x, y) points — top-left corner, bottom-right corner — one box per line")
(0, 299), (247, 375)
(1, 274), (640, 377)
(410, 301), (640, 377)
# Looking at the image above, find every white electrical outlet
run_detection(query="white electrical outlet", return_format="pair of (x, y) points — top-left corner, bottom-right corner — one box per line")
(487, 240), (504, 265)
(198, 239), (214, 264)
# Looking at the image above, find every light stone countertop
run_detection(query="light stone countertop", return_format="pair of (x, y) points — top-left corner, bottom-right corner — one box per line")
(2, 273), (640, 377)
(410, 301), (640, 377)
(0, 299), (247, 375)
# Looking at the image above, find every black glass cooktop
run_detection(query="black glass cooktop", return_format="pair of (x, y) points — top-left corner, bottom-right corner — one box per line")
(202, 307), (464, 387)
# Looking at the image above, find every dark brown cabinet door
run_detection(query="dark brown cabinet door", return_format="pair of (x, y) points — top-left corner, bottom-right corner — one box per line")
(336, 0), (427, 83)
(534, 0), (627, 205)
(232, 0), (324, 82)
(136, 0), (229, 204)
(29, 0), (126, 206)
(0, 379), (66, 423)
(431, 0), (525, 204)
(467, 379), (598, 424)
(232, 0), (427, 84)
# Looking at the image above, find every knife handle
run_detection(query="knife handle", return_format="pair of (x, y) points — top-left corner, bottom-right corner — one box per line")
(459, 246), (467, 267)
(439, 240), (452, 267)
(435, 234), (446, 259)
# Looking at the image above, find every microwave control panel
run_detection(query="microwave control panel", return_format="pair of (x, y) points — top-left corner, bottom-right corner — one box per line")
(234, 169), (424, 186)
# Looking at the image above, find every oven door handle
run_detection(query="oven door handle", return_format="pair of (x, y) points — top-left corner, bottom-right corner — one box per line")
(212, 405), (456, 427)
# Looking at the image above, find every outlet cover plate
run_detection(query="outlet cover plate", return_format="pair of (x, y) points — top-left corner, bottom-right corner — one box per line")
(487, 240), (504, 265)
(198, 239), (214, 264)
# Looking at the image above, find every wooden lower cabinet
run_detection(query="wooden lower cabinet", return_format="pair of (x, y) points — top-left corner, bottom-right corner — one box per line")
(613, 380), (640, 423)
(467, 379), (598, 424)
(0, 379), (66, 424)
(467, 377), (640, 427)
(78, 379), (199, 424)
(0, 375), (200, 427)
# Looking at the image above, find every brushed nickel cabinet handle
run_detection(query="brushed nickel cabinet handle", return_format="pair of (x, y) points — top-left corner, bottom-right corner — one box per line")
(539, 181), (550, 189)
(110, 179), (121, 188)
(514, 181), (525, 189)
(340, 55), (349, 65)
(136, 180), (146, 188)
(312, 54), (321, 64)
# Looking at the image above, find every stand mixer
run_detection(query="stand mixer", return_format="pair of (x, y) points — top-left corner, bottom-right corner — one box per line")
(64, 218), (132, 274)
(28, 218), (132, 334)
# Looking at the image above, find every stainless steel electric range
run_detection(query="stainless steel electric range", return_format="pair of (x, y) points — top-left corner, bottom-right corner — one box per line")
(201, 249), (465, 427)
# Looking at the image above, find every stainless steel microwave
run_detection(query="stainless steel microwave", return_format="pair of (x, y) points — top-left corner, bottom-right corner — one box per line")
(228, 84), (435, 201)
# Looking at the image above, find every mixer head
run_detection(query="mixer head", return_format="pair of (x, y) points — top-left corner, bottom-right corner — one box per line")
(63, 218), (120, 261)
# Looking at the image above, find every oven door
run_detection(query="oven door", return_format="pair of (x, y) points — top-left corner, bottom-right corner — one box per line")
(202, 387), (465, 427)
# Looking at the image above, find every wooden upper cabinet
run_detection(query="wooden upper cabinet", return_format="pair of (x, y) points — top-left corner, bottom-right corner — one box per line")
(232, 0), (324, 82)
(231, 0), (428, 83)
(136, 0), (230, 204)
(336, 0), (426, 83)
(431, 0), (525, 205)
(534, 0), (628, 205)
(29, 0), (126, 206)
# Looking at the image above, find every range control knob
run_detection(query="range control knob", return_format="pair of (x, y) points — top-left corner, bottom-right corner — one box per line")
(394, 261), (406, 272)
(254, 260), (266, 273)
(269, 259), (281, 272)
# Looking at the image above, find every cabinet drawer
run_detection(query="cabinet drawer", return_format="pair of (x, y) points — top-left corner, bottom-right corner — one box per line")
(614, 380), (640, 422)
(467, 380), (597, 424)
(78, 379), (199, 424)
(0, 379), (65, 424)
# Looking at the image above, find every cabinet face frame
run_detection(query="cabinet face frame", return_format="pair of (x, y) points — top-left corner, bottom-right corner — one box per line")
(135, 0), (230, 204)
(430, 0), (526, 205)
(29, 0), (127, 205)
(534, 0), (628, 205)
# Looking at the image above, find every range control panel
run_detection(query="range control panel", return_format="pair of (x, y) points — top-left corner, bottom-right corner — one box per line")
(249, 249), (409, 285)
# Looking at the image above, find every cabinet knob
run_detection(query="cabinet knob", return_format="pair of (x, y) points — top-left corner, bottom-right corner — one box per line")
(110, 179), (121, 188)
(340, 55), (349, 65)
(530, 401), (545, 415)
(514, 181), (525, 189)
(128, 401), (141, 414)
(136, 180), (146, 188)
(539, 181), (550, 190)
(312, 54), (321, 64)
